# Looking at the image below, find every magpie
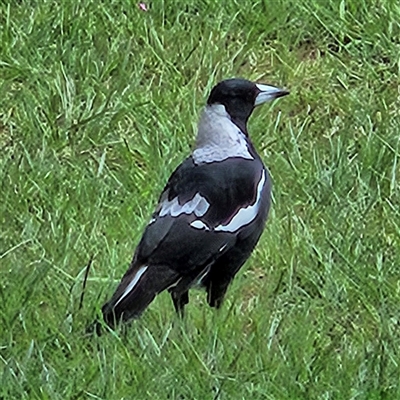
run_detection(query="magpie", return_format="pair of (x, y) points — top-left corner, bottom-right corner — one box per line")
(102, 78), (289, 327)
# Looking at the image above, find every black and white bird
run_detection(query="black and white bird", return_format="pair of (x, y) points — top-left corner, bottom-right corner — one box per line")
(102, 78), (289, 327)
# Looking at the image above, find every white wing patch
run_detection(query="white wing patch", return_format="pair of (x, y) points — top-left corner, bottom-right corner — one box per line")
(114, 266), (148, 307)
(159, 193), (210, 218)
(214, 170), (266, 233)
(190, 220), (210, 230)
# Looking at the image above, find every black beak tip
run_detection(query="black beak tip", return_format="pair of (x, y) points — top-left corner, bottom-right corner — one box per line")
(277, 89), (290, 98)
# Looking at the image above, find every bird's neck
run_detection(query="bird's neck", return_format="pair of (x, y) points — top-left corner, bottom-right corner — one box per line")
(196, 104), (248, 147)
(192, 104), (254, 164)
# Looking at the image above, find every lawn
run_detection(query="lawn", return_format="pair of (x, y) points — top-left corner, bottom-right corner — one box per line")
(1, 1), (399, 399)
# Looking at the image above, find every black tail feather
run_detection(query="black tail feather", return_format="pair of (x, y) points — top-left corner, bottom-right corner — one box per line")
(102, 264), (179, 328)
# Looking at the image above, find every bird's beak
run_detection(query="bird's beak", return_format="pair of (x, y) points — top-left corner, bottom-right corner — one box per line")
(254, 84), (290, 106)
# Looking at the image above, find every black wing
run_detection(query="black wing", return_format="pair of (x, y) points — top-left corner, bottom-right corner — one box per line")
(134, 156), (270, 273)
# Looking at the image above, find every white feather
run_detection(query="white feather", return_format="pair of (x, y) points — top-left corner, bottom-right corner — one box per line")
(114, 266), (148, 307)
(190, 220), (210, 230)
(214, 170), (266, 233)
(193, 104), (254, 164)
(159, 192), (210, 218)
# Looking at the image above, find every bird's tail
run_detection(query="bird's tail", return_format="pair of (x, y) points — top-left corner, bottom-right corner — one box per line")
(102, 263), (179, 328)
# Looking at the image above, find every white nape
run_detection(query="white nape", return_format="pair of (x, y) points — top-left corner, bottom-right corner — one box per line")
(214, 170), (266, 232)
(114, 266), (148, 307)
(193, 104), (254, 164)
(159, 192), (210, 218)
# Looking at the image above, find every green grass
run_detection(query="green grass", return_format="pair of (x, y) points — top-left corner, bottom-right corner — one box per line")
(1, 0), (400, 398)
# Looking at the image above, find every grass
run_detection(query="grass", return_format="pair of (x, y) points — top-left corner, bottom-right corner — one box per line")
(1, 0), (399, 398)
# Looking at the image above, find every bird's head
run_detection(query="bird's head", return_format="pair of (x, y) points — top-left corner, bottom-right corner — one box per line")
(207, 78), (289, 134)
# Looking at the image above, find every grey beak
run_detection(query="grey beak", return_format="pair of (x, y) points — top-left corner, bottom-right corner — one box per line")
(254, 83), (290, 106)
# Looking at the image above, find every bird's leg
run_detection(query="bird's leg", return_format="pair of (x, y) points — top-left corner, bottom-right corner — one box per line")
(170, 290), (189, 318)
(206, 278), (232, 309)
